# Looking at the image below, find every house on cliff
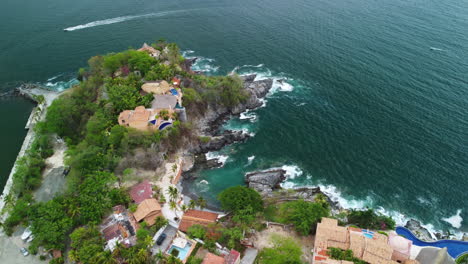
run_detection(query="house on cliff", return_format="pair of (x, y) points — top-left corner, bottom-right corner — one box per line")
(138, 43), (161, 59)
(313, 217), (420, 264)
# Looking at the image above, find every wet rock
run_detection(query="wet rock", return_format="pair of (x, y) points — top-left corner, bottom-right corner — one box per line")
(405, 219), (435, 241)
(195, 130), (250, 153)
(245, 169), (286, 194)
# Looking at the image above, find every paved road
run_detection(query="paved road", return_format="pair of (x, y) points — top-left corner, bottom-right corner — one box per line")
(0, 228), (45, 264)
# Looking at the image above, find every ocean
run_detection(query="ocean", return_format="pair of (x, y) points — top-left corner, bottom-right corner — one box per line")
(1, 0), (467, 236)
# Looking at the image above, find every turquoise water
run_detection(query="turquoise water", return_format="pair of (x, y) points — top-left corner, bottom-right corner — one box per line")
(168, 242), (192, 261)
(1, 0), (467, 235)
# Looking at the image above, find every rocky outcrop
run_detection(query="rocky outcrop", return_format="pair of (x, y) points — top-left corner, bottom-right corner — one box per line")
(245, 169), (286, 194)
(405, 219), (435, 241)
(193, 130), (250, 154)
(232, 75), (273, 114)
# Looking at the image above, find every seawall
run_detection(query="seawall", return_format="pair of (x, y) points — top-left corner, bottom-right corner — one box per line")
(0, 85), (61, 222)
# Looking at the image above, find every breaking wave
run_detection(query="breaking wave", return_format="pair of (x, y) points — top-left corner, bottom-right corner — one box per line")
(443, 209), (463, 229)
(205, 152), (229, 167)
(279, 165), (465, 239)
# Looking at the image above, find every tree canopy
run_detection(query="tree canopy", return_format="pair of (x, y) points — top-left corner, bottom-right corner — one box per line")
(217, 186), (263, 213)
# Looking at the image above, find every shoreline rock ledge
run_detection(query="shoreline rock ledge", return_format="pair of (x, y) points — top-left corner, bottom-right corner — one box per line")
(245, 169), (286, 195)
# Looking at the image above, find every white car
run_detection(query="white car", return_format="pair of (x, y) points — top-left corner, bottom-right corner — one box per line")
(21, 227), (32, 241)
(20, 247), (29, 256)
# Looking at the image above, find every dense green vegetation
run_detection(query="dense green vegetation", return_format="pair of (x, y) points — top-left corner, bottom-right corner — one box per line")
(257, 234), (303, 264)
(327, 247), (368, 264)
(218, 186), (263, 213)
(264, 199), (330, 235)
(347, 209), (396, 230)
(0, 40), (258, 263)
(456, 254), (468, 264)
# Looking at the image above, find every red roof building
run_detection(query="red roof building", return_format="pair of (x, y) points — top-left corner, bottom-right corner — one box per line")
(202, 253), (225, 264)
(225, 249), (241, 264)
(129, 180), (153, 204)
(179, 210), (219, 233)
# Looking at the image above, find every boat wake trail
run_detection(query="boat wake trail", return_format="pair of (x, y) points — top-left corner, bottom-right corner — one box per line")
(64, 10), (188, 31)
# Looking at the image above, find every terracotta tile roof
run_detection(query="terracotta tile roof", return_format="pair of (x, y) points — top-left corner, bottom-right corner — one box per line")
(129, 180), (153, 204)
(133, 198), (162, 224)
(225, 249), (240, 264)
(202, 253), (225, 264)
(179, 210), (218, 233)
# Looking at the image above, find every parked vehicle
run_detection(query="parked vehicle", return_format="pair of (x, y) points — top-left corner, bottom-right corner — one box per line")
(26, 235), (34, 243)
(20, 247), (29, 256)
(156, 233), (167, 245)
(21, 227), (32, 241)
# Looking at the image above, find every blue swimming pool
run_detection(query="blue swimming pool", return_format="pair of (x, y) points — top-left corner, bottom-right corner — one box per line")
(396, 226), (468, 259)
(167, 242), (192, 261)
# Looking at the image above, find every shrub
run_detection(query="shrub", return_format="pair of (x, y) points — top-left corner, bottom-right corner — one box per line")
(347, 209), (395, 230)
(218, 186), (263, 213)
(187, 224), (207, 239)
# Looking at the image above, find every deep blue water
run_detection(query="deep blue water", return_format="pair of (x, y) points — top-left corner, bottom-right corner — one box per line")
(0, 0), (467, 235)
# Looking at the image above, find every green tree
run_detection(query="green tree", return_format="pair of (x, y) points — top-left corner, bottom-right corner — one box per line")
(196, 196), (207, 210)
(284, 200), (329, 235)
(29, 198), (74, 250)
(187, 224), (207, 239)
(167, 186), (179, 202)
(69, 226), (106, 264)
(218, 186), (263, 213)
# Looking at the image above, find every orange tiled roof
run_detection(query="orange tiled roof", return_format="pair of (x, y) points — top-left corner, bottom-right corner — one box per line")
(202, 252), (225, 264)
(179, 210), (218, 233)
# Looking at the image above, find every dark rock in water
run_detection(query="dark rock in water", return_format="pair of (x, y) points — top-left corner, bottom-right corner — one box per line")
(195, 130), (250, 154)
(405, 219), (434, 241)
(245, 79), (273, 98)
(182, 57), (198, 72)
(245, 169), (286, 194)
(241, 74), (257, 83)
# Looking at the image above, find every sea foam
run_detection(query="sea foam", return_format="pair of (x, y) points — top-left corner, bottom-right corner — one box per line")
(442, 209), (463, 229)
(205, 152), (229, 167)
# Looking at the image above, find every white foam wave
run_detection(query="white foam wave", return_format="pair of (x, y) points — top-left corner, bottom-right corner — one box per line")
(64, 10), (184, 31)
(442, 209), (463, 229)
(239, 111), (257, 122)
(245, 155), (255, 167)
(281, 165), (303, 179)
(44, 78), (79, 92)
(205, 152), (229, 167)
(297, 102), (306, 106)
(199, 180), (209, 185)
(430, 47), (446, 52)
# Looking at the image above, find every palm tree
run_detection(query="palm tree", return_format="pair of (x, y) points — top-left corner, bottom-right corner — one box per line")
(166, 186), (178, 202)
(169, 200), (178, 218)
(188, 199), (196, 210)
(197, 196), (207, 210)
(91, 251), (118, 264)
(154, 251), (167, 262)
(180, 204), (188, 212)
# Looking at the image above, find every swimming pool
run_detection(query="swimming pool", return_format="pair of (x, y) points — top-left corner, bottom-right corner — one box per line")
(167, 242), (192, 261)
(396, 226), (468, 259)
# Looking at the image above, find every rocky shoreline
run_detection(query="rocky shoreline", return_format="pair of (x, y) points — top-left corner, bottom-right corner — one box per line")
(178, 70), (460, 241)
